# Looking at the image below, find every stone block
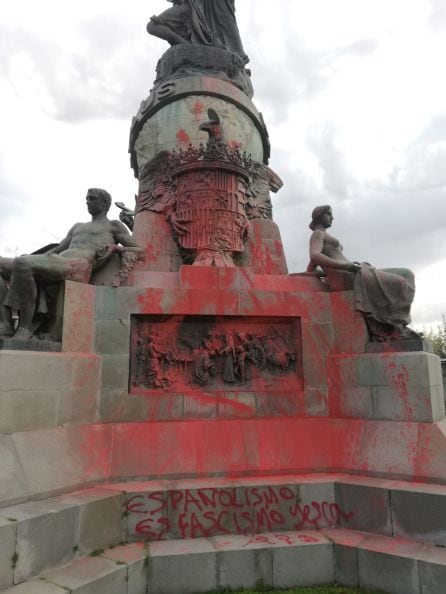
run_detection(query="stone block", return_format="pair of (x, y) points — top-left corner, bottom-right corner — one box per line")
(11, 426), (113, 498)
(94, 320), (131, 355)
(216, 392), (256, 419)
(357, 354), (388, 386)
(58, 355), (101, 425)
(45, 556), (127, 594)
(0, 436), (29, 506)
(338, 386), (373, 418)
(179, 266), (219, 290)
(304, 385), (328, 417)
(416, 420), (446, 482)
(271, 539), (333, 587)
(75, 491), (124, 555)
(287, 291), (331, 324)
(101, 355), (130, 389)
(372, 384), (443, 422)
(95, 287), (119, 320)
(0, 518), (16, 590)
(255, 393), (272, 417)
(215, 543), (272, 590)
(301, 322), (333, 385)
(334, 544), (360, 587)
(182, 394), (217, 420)
(391, 489), (446, 546)
(14, 505), (77, 582)
(61, 281), (96, 353)
(100, 388), (147, 423)
(419, 547), (446, 594)
(63, 280), (95, 319)
(357, 536), (424, 594)
(332, 318), (367, 354)
(148, 538), (217, 593)
(269, 392), (302, 417)
(335, 483), (392, 536)
(2, 580), (68, 593)
(357, 420), (419, 478)
(385, 352), (443, 388)
(144, 394), (184, 422)
(327, 355), (359, 387)
(321, 528), (370, 588)
(239, 290), (287, 318)
(125, 486), (168, 541)
(62, 316), (94, 353)
(0, 352), (71, 392)
(102, 542), (149, 594)
(0, 391), (59, 434)
(296, 482), (338, 529)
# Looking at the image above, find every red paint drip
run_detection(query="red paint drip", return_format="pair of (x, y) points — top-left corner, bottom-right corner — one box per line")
(192, 101), (204, 122)
(176, 129), (190, 145)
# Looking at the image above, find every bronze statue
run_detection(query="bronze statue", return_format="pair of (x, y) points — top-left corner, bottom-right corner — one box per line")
(307, 205), (418, 342)
(0, 188), (142, 340)
(147, 0), (248, 62)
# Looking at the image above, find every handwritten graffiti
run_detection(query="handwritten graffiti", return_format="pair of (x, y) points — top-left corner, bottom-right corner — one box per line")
(126, 485), (353, 540)
(241, 532), (321, 548)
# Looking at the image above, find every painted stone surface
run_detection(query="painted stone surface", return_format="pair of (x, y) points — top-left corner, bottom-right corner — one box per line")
(133, 95), (264, 173)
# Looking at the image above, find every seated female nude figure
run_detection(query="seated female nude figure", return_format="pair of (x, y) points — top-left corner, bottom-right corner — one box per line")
(307, 205), (418, 342)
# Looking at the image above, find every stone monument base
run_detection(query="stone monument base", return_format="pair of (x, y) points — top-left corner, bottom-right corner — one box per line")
(0, 269), (444, 593)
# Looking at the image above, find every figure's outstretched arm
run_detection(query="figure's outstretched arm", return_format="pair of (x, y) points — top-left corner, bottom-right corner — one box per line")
(111, 220), (143, 250)
(45, 225), (78, 255)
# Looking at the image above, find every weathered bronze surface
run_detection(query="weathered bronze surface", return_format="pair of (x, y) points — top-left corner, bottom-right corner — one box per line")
(147, 0), (248, 62)
(0, 189), (141, 340)
(307, 205), (420, 342)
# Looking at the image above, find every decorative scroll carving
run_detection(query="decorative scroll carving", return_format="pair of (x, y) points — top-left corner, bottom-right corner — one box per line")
(246, 162), (283, 221)
(130, 315), (302, 393)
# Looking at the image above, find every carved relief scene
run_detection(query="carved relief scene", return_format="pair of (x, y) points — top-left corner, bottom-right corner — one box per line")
(130, 315), (302, 393)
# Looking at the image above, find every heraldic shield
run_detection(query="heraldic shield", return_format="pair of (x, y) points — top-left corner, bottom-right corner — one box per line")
(174, 161), (251, 267)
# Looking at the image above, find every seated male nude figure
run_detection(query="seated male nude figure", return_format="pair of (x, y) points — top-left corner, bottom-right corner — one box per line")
(0, 188), (142, 340)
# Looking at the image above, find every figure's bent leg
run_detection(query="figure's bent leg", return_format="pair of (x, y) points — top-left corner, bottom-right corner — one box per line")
(7, 257), (38, 339)
(0, 275), (14, 337)
(0, 257), (14, 280)
(146, 20), (189, 45)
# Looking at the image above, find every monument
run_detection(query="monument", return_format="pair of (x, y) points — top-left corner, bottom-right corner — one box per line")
(0, 3), (445, 594)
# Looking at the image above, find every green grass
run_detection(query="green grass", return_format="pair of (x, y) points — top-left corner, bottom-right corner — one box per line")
(204, 586), (385, 594)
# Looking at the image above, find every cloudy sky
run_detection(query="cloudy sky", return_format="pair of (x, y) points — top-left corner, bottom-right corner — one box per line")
(0, 0), (445, 328)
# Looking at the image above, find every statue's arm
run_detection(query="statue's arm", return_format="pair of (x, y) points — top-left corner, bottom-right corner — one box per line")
(45, 225), (78, 255)
(111, 220), (143, 250)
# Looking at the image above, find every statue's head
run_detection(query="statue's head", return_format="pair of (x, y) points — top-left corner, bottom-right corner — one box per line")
(86, 188), (112, 215)
(309, 205), (333, 230)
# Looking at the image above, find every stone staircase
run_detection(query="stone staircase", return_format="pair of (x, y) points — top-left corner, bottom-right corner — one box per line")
(1, 474), (445, 593)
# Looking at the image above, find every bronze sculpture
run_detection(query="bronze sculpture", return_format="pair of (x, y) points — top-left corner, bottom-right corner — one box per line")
(147, 0), (248, 62)
(307, 205), (418, 342)
(0, 188), (141, 340)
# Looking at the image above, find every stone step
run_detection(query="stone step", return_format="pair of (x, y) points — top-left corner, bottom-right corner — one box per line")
(1, 529), (446, 594)
(103, 473), (446, 548)
(325, 528), (446, 594)
(0, 488), (124, 590)
(2, 472), (446, 590)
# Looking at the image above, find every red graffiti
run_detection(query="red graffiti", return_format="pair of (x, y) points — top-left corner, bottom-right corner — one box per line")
(176, 128), (190, 145)
(242, 532), (321, 548)
(127, 486), (353, 540)
(290, 501), (354, 530)
(192, 100), (205, 122)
